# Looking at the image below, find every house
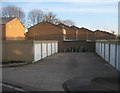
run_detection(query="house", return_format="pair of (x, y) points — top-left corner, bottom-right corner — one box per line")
(71, 26), (95, 41)
(27, 21), (95, 52)
(27, 21), (63, 41)
(27, 21), (64, 51)
(0, 17), (25, 40)
(94, 30), (116, 40)
(58, 23), (76, 41)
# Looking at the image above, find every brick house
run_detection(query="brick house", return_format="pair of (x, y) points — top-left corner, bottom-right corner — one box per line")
(71, 26), (95, 41)
(94, 30), (116, 40)
(27, 21), (95, 52)
(58, 23), (76, 41)
(27, 21), (63, 41)
(27, 21), (65, 51)
(0, 17), (25, 40)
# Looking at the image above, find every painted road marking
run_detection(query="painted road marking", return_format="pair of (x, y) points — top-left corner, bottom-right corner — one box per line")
(2, 83), (31, 93)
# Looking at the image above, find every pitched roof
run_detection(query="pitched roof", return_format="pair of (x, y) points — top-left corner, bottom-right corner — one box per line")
(0, 17), (16, 25)
(58, 23), (76, 31)
(28, 21), (62, 29)
(58, 23), (72, 28)
(94, 29), (109, 34)
(94, 30), (115, 36)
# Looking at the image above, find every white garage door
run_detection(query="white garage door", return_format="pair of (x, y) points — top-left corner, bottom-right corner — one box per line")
(42, 43), (47, 59)
(34, 44), (42, 62)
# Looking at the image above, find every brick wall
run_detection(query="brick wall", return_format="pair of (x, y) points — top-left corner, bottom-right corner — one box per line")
(63, 26), (76, 40)
(77, 28), (87, 40)
(61, 41), (95, 52)
(94, 30), (116, 40)
(5, 18), (25, 40)
(27, 22), (63, 41)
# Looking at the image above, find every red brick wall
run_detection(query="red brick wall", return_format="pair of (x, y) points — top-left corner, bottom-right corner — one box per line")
(63, 26), (76, 40)
(78, 28), (94, 41)
(87, 30), (95, 40)
(77, 28), (87, 40)
(5, 18), (25, 40)
(94, 31), (116, 40)
(27, 22), (63, 41)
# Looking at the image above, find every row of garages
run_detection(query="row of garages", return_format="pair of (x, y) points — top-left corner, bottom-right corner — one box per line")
(96, 40), (120, 71)
(34, 41), (58, 62)
(2, 40), (58, 63)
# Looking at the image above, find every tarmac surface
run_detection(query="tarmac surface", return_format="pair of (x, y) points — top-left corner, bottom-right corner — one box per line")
(2, 52), (119, 92)
(2, 83), (30, 93)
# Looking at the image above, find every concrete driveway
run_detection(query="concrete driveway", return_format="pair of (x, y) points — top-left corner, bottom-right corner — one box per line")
(2, 52), (119, 91)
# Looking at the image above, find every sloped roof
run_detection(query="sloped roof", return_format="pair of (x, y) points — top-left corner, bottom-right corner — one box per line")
(0, 17), (16, 25)
(28, 21), (62, 29)
(58, 23), (76, 31)
(94, 29), (108, 33)
(58, 23), (72, 28)
(94, 30), (113, 35)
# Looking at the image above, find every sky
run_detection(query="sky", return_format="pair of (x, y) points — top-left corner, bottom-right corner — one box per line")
(1, 0), (119, 34)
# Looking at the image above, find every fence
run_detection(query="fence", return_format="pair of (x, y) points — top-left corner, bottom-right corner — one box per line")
(96, 40), (120, 71)
(2, 40), (58, 63)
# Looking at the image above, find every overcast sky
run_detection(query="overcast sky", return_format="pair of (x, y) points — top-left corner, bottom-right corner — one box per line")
(1, 0), (119, 34)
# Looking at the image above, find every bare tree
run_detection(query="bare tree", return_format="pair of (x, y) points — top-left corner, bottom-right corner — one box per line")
(53, 18), (61, 25)
(27, 9), (45, 27)
(2, 6), (25, 25)
(44, 12), (58, 24)
(62, 19), (75, 26)
(111, 30), (115, 34)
